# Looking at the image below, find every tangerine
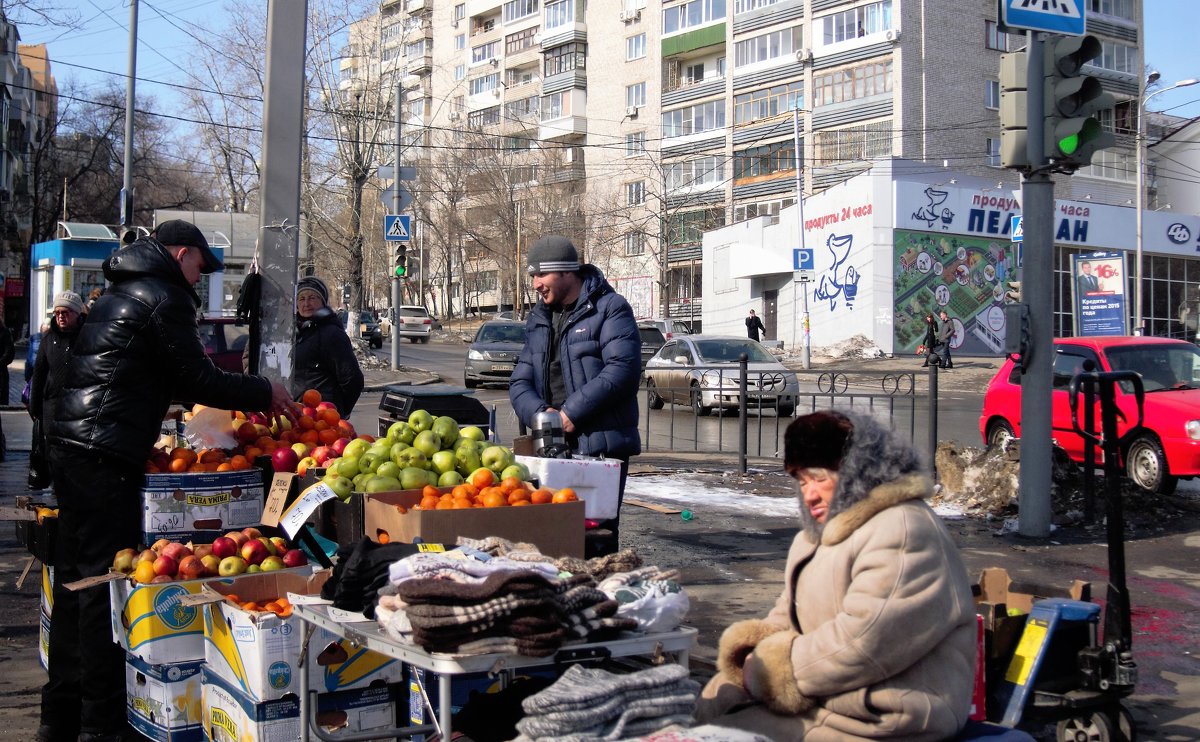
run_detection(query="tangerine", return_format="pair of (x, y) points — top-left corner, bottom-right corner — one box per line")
(419, 495), (441, 510)
(511, 500), (532, 506)
(297, 415), (316, 431)
(469, 469), (495, 489)
(422, 485), (441, 500)
(170, 448), (198, 465)
(435, 499), (456, 510)
(480, 490), (508, 508)
(500, 476), (523, 493)
(319, 408), (341, 426)
(229, 455), (250, 471)
(507, 489), (531, 505)
(530, 488), (554, 505)
(216, 463), (233, 472)
(301, 389), (322, 408)
(169, 458), (189, 473)
(552, 488), (579, 503)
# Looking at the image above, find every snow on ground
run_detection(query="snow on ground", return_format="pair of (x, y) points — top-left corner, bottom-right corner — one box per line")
(625, 474), (800, 518)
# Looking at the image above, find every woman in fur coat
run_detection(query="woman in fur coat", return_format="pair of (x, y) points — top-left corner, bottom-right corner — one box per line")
(694, 410), (977, 741)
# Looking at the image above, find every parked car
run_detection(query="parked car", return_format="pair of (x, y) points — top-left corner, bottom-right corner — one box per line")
(638, 325), (667, 371)
(638, 318), (692, 341)
(464, 321), (527, 388)
(979, 336), (1200, 494)
(395, 305), (433, 343)
(643, 335), (799, 417)
(198, 316), (250, 373)
(359, 317), (383, 349)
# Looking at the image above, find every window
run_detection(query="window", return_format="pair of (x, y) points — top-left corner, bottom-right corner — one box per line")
(469, 73), (499, 95)
(625, 131), (646, 156)
(1095, 41), (1136, 74)
(665, 155), (726, 190)
(734, 26), (802, 67)
(455, 33), (466, 50)
(812, 60), (893, 106)
(505, 95), (540, 118)
(663, 0), (727, 35)
(624, 233), (646, 256)
(734, 140), (799, 179)
(985, 79), (1000, 110)
(406, 39), (429, 58)
(542, 91), (571, 118)
(734, 80), (803, 123)
(503, 0), (539, 24)
(505, 65), (537, 87)
(506, 26), (539, 53)
(454, 3), (466, 21)
(820, 0), (892, 45)
(668, 207), (726, 244)
(733, 197), (795, 223)
(626, 180), (646, 205)
(1087, 0), (1134, 20)
(662, 100), (726, 138)
(545, 0), (574, 30)
(814, 120), (892, 165)
(1077, 148), (1134, 182)
(454, 64), (466, 80)
(626, 82), (647, 108)
(985, 20), (1016, 52)
(381, 22), (403, 44)
(626, 33), (646, 60)
(986, 137), (1001, 167)
(735, 0), (780, 12)
(544, 43), (586, 76)
(453, 95), (465, 112)
(468, 106), (501, 128)
(472, 40), (499, 63)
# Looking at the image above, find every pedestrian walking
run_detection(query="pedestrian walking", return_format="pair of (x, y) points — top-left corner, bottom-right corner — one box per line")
(936, 310), (955, 369)
(745, 309), (766, 342)
(510, 235), (641, 557)
(40, 220), (296, 742)
(920, 312), (939, 367)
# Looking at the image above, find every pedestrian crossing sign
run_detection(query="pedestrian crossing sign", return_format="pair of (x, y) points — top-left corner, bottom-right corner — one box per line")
(384, 214), (412, 242)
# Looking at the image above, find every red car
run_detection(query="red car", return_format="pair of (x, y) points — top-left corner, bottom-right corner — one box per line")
(979, 336), (1200, 494)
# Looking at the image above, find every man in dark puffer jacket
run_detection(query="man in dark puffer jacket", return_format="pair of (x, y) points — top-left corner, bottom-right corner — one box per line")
(41, 220), (295, 742)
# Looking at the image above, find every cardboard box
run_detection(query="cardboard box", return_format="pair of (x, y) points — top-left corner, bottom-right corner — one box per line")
(111, 574), (225, 664)
(515, 455), (622, 520)
(314, 493), (364, 545)
(363, 489), (584, 557)
(41, 564), (54, 618)
(38, 611), (50, 672)
(973, 567), (1091, 661)
(125, 655), (205, 742)
(201, 667), (398, 742)
(38, 565), (53, 672)
(202, 570), (401, 701)
(14, 503), (58, 563)
(142, 469), (264, 544)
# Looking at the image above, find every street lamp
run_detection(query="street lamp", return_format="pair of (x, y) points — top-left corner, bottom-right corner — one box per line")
(1134, 74), (1199, 335)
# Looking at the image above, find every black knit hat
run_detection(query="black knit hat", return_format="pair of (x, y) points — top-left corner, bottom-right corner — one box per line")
(527, 235), (581, 275)
(784, 411), (853, 471)
(297, 275), (329, 305)
(152, 219), (223, 273)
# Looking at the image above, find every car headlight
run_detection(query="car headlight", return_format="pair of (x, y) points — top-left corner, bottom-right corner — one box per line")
(700, 370), (724, 388)
(1187, 420), (1200, 440)
(467, 350), (484, 360)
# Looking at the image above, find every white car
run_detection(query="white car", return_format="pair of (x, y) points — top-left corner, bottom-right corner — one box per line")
(395, 305), (433, 343)
(644, 335), (799, 417)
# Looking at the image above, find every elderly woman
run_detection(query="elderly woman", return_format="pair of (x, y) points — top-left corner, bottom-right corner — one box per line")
(292, 276), (364, 415)
(695, 410), (977, 741)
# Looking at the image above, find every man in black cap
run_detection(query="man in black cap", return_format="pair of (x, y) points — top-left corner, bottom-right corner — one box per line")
(510, 235), (641, 556)
(40, 219), (297, 742)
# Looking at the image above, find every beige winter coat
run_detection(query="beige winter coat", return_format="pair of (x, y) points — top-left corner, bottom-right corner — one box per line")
(694, 474), (977, 741)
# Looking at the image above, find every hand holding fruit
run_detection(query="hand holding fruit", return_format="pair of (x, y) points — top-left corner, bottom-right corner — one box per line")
(268, 381), (302, 427)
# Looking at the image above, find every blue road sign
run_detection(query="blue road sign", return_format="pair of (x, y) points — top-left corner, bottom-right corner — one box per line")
(1011, 215), (1024, 243)
(1002, 0), (1085, 36)
(384, 214), (412, 242)
(793, 248), (814, 271)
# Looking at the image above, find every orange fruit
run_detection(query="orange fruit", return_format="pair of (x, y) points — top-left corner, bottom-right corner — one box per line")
(318, 429), (340, 445)
(530, 488), (554, 505)
(276, 605), (293, 618)
(451, 484), (471, 500)
(469, 469), (495, 489)
(171, 447), (198, 464)
(435, 499), (455, 510)
(243, 446), (262, 461)
(419, 495), (441, 510)
(480, 490), (508, 508)
(297, 415), (316, 431)
(229, 455), (250, 471)
(500, 476), (522, 493)
(511, 500), (532, 506)
(422, 485), (441, 499)
(376, 530), (391, 544)
(319, 408), (341, 426)
(452, 498), (473, 509)
(169, 458), (189, 473)
(507, 489), (531, 505)
(216, 463), (233, 472)
(302, 389), (322, 408)
(552, 488), (578, 503)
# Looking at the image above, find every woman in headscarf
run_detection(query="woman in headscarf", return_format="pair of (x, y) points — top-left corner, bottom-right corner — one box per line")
(291, 276), (364, 415)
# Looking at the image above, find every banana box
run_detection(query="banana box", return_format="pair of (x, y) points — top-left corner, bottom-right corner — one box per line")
(111, 574), (223, 664)
(39, 565), (53, 670)
(201, 667), (398, 741)
(202, 570), (401, 701)
(125, 655), (205, 741)
(141, 469), (264, 544)
(41, 564), (54, 618)
(38, 611), (50, 672)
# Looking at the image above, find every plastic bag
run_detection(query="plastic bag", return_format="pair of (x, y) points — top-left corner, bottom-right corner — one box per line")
(183, 406), (239, 451)
(613, 582), (690, 633)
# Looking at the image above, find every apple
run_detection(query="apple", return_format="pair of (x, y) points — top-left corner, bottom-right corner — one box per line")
(375, 461), (402, 481)
(137, 548), (158, 564)
(501, 462), (532, 482)
(218, 556), (247, 577)
(458, 425), (486, 442)
(481, 445), (514, 474)
(331, 438), (351, 457)
(432, 417), (460, 448)
(242, 527), (263, 540)
(151, 574), (175, 584)
(365, 475), (403, 493)
(333, 456), (361, 479)
(248, 412), (270, 427)
(412, 430), (442, 457)
(225, 531), (250, 549)
(407, 409), (434, 433)
(241, 540), (270, 566)
(312, 446), (335, 465)
(386, 421), (410, 442)
(316, 401), (338, 412)
(211, 536), (238, 559)
(236, 421), (259, 445)
(272, 447), (300, 473)
(246, 564), (262, 574)
(297, 456), (319, 477)
(430, 450), (457, 475)
(260, 556), (285, 572)
(302, 405), (318, 418)
(438, 470), (465, 487)
(358, 451), (384, 474)
(369, 441), (393, 458)
(394, 446), (427, 470)
(177, 555), (206, 580)
(160, 542), (192, 563)
(343, 438), (370, 461)
(282, 549), (308, 568)
(426, 470), (440, 487)
(291, 441), (310, 457)
(200, 554), (221, 576)
(400, 466), (430, 490)
(256, 537), (277, 556)
(323, 474), (354, 500)
(193, 544), (213, 560)
(153, 555), (179, 578)
(455, 447), (482, 477)
(269, 536), (288, 554)
(112, 548), (138, 573)
(353, 472), (374, 491)
(151, 538), (172, 553)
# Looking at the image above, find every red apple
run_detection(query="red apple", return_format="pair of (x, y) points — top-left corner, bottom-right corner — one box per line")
(200, 554), (221, 576)
(297, 456), (319, 477)
(316, 401), (337, 412)
(151, 538), (172, 553)
(269, 536), (288, 554)
(257, 537), (277, 556)
(193, 544), (213, 560)
(236, 421), (259, 445)
(151, 574), (175, 584)
(225, 531), (249, 549)
(271, 447), (300, 473)
(242, 527), (263, 540)
(241, 540), (269, 566)
(153, 554), (179, 578)
(249, 412), (270, 427)
(211, 537), (238, 559)
(312, 446), (334, 465)
(177, 555), (206, 580)
(160, 542), (192, 562)
(331, 438), (351, 457)
(302, 405), (318, 418)
(282, 549), (308, 568)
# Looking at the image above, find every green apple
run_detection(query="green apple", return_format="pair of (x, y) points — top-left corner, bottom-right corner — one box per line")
(246, 564), (262, 574)
(334, 456), (361, 479)
(358, 451), (385, 474)
(458, 425), (486, 442)
(412, 430), (442, 457)
(368, 441), (393, 458)
(386, 421), (410, 442)
(455, 448), (482, 476)
(395, 446), (428, 470)
(375, 461), (402, 481)
(400, 466), (429, 490)
(323, 474), (353, 500)
(407, 409), (434, 433)
(431, 417), (460, 448)
(365, 475), (402, 493)
(438, 470), (464, 486)
(343, 438), (370, 461)
(353, 472), (373, 491)
(291, 442), (310, 458)
(481, 445), (514, 474)
(501, 462), (531, 482)
(430, 450), (457, 475)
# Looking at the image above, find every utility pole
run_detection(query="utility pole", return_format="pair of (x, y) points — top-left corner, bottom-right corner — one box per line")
(253, 1), (307, 390)
(791, 104), (810, 369)
(119, 0), (139, 239)
(391, 82), (403, 371)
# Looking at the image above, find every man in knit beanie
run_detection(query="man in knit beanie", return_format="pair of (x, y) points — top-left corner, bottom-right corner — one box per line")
(509, 235), (641, 557)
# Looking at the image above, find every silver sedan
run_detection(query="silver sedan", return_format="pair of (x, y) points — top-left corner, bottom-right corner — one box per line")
(644, 335), (798, 416)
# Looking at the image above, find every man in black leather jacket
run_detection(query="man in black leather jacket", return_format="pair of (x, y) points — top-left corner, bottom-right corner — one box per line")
(40, 220), (295, 742)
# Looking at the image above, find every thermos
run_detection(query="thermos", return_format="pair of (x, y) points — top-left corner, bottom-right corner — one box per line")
(532, 410), (571, 458)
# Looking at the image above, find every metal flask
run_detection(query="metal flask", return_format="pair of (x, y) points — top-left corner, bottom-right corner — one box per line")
(532, 410), (569, 457)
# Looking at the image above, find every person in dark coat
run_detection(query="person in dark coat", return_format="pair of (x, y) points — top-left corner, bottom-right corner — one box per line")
(41, 220), (296, 742)
(936, 310), (955, 369)
(510, 235), (641, 556)
(0, 315), (12, 459)
(29, 291), (86, 444)
(746, 309), (767, 341)
(920, 312), (939, 367)
(291, 275), (364, 415)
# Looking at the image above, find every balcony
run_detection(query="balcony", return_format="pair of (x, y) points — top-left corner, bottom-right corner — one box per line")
(406, 53), (433, 75)
(403, 0), (426, 14)
(539, 115), (587, 142)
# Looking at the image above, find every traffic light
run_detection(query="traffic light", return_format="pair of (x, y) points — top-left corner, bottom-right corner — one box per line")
(1043, 34), (1115, 171)
(999, 51), (1030, 170)
(393, 245), (408, 279)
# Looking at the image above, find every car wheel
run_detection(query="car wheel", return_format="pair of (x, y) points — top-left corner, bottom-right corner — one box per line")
(409, 337), (418, 344)
(464, 376), (478, 389)
(691, 383), (711, 417)
(776, 398), (795, 417)
(421, 336), (430, 344)
(986, 419), (1016, 449)
(645, 379), (665, 410)
(1125, 436), (1178, 494)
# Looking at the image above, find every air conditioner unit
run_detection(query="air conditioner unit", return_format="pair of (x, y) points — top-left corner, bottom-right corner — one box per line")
(449, 112), (461, 121)
(619, 10), (629, 21)
(451, 20), (459, 28)
(490, 57), (499, 67)
(885, 29), (901, 42)
(794, 48), (812, 63)
(533, 33), (543, 45)
(626, 106), (639, 118)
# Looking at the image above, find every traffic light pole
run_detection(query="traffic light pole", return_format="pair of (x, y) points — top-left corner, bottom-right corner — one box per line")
(1018, 32), (1054, 538)
(391, 81), (403, 371)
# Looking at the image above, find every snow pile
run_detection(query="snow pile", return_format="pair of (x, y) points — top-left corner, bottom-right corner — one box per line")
(779, 334), (887, 361)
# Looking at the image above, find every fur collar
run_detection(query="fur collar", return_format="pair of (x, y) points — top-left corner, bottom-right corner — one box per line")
(821, 473), (932, 546)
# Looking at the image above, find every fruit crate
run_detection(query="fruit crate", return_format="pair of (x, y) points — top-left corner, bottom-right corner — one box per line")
(13, 497), (58, 563)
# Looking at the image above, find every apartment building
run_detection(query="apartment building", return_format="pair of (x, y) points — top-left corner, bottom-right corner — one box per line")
(351, 0), (1143, 321)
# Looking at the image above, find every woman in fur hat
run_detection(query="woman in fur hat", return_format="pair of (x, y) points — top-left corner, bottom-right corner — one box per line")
(694, 410), (977, 741)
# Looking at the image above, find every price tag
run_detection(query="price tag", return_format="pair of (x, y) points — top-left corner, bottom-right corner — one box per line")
(278, 481), (338, 538)
(260, 473), (296, 528)
(327, 607), (370, 623)
(286, 592), (333, 606)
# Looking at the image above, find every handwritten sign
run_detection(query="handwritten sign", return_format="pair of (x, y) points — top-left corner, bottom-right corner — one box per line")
(260, 473), (297, 528)
(278, 481), (338, 538)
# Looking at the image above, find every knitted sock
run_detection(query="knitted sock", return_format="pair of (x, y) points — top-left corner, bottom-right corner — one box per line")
(521, 664), (692, 716)
(517, 682), (699, 738)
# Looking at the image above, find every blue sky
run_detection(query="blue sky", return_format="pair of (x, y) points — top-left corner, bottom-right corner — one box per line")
(20, 1), (1200, 122)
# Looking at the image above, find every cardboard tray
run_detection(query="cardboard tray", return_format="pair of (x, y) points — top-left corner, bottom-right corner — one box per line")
(972, 567), (1091, 661)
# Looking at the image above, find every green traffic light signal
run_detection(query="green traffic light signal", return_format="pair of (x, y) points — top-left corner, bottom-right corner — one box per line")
(1059, 133), (1079, 155)
(395, 264), (407, 278)
(1043, 35), (1114, 170)
(393, 245), (408, 278)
